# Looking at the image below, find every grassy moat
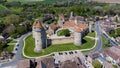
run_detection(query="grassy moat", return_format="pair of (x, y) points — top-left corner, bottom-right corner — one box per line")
(23, 32), (95, 57)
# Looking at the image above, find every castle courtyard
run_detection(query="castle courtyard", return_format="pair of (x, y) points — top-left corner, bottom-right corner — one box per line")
(22, 32), (96, 57)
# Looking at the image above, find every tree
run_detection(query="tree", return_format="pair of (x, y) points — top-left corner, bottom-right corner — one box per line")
(16, 25), (27, 34)
(4, 14), (20, 25)
(2, 25), (15, 36)
(0, 0), (7, 4)
(93, 60), (102, 68)
(0, 41), (7, 52)
(0, 23), (5, 33)
(116, 28), (120, 36)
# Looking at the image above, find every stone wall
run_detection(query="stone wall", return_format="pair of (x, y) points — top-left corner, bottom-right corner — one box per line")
(50, 37), (74, 45)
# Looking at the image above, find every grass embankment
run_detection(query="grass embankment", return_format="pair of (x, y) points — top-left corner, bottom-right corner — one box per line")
(7, 45), (14, 52)
(23, 32), (95, 57)
(102, 36), (110, 49)
(7, 40), (17, 52)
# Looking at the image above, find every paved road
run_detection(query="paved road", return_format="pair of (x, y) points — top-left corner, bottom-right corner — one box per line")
(85, 21), (102, 55)
(0, 32), (31, 68)
(91, 22), (102, 52)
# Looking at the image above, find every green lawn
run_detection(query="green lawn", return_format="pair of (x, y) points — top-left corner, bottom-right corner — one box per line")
(113, 65), (118, 68)
(7, 45), (14, 52)
(93, 60), (102, 68)
(10, 40), (17, 43)
(23, 32), (95, 57)
(6, 40), (17, 52)
(87, 32), (95, 37)
(102, 36), (110, 49)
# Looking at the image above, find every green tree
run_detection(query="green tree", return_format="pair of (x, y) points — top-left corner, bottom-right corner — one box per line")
(16, 26), (27, 34)
(93, 60), (102, 68)
(2, 25), (15, 36)
(4, 14), (20, 25)
(0, 41), (7, 52)
(116, 28), (120, 36)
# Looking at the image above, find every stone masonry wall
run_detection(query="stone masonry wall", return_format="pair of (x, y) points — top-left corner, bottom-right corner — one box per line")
(51, 37), (74, 44)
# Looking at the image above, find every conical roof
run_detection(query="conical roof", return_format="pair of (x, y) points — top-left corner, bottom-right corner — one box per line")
(35, 21), (43, 28)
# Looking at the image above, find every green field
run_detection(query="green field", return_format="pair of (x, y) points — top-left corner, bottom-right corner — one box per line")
(8, 0), (44, 2)
(23, 32), (95, 57)
(10, 40), (17, 43)
(102, 36), (110, 49)
(7, 0), (57, 3)
(7, 45), (14, 52)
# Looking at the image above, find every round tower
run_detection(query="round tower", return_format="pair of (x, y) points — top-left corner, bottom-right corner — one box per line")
(74, 32), (82, 46)
(32, 21), (37, 38)
(33, 20), (47, 53)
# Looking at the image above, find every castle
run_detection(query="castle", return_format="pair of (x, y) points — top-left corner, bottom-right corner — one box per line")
(32, 13), (90, 53)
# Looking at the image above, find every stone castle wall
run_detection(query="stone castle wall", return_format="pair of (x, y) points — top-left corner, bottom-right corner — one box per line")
(50, 37), (74, 45)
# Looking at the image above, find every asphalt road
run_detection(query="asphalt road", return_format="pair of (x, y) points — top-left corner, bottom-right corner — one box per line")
(0, 32), (31, 68)
(85, 21), (102, 55)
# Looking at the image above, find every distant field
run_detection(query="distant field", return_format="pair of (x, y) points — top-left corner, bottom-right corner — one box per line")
(7, 0), (58, 4)
(7, 0), (44, 2)
(91, 0), (120, 3)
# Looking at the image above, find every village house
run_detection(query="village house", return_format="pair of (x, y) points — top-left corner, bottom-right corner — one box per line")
(102, 46), (120, 65)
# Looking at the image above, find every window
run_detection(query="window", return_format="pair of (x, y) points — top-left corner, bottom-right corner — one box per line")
(37, 40), (39, 42)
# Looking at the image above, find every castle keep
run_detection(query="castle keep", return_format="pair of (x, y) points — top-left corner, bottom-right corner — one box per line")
(32, 20), (47, 53)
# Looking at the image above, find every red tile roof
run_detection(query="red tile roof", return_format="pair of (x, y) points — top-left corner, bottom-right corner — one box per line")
(50, 23), (59, 30)
(63, 21), (88, 32)
(33, 21), (46, 28)
(104, 48), (120, 60)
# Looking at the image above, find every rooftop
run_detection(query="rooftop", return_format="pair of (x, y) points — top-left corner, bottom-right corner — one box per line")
(63, 21), (88, 32)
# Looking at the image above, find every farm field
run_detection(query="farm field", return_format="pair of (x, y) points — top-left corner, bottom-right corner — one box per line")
(7, 0), (58, 3)
(7, 0), (44, 2)
(91, 0), (120, 3)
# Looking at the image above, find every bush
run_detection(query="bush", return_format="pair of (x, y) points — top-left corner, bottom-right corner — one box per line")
(57, 29), (70, 36)
(10, 33), (19, 38)
(93, 60), (102, 68)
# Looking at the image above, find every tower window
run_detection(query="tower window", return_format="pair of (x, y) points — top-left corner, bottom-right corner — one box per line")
(37, 40), (39, 42)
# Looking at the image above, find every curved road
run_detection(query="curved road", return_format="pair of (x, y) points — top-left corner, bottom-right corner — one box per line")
(85, 21), (102, 55)
(1, 32), (31, 68)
